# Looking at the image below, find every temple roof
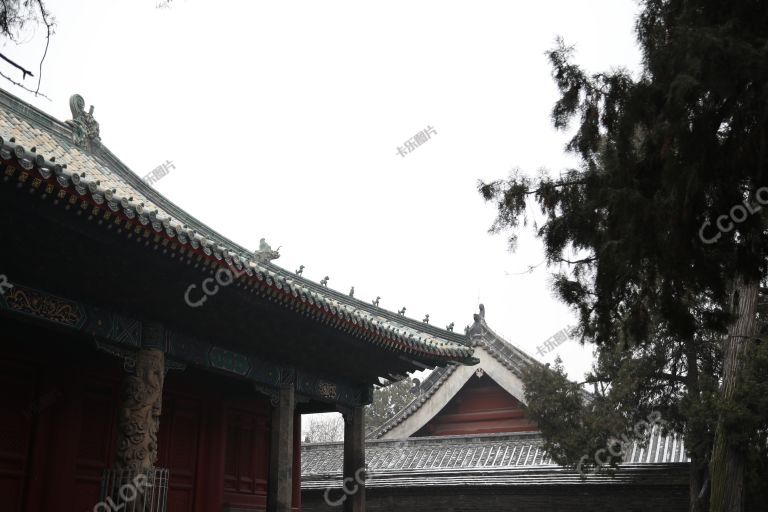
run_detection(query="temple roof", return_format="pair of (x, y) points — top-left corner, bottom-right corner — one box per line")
(368, 308), (537, 438)
(303, 463), (690, 489)
(0, 88), (476, 368)
(301, 430), (689, 488)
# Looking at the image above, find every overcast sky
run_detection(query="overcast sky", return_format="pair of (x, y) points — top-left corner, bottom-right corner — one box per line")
(8, 0), (642, 387)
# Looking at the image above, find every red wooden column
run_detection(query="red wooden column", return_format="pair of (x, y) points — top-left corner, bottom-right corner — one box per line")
(343, 406), (365, 512)
(268, 383), (295, 512)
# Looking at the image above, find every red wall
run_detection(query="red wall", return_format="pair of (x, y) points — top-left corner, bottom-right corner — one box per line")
(1, 321), (297, 512)
(414, 374), (537, 437)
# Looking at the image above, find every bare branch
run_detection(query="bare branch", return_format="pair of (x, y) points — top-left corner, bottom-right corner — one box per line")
(0, 68), (49, 100)
(552, 256), (598, 265)
(34, 0), (52, 95)
(0, 51), (32, 78)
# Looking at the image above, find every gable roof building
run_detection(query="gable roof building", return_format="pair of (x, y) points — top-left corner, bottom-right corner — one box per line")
(0, 87), (477, 512)
(369, 305), (538, 439)
(301, 307), (691, 512)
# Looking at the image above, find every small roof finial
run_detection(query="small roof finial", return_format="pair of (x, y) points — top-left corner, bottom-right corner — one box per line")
(254, 238), (280, 263)
(66, 94), (101, 151)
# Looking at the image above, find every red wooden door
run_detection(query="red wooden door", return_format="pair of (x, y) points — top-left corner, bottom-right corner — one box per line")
(222, 402), (271, 511)
(0, 359), (37, 512)
(157, 393), (204, 512)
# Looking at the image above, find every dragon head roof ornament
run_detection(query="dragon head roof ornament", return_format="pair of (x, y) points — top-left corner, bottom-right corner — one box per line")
(254, 238), (280, 263)
(66, 94), (101, 152)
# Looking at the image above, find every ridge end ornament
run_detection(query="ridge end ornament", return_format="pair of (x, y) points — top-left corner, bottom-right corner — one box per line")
(66, 94), (101, 151)
(472, 304), (485, 328)
(253, 238), (280, 263)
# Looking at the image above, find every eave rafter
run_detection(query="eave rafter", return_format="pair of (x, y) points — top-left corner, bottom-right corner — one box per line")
(0, 130), (476, 369)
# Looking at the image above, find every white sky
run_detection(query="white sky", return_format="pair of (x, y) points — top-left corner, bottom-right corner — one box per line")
(7, 0), (642, 386)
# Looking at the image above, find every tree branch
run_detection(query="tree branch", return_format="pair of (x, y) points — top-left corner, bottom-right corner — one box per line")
(552, 256), (597, 265)
(0, 51), (33, 78)
(34, 0), (53, 95)
(524, 178), (588, 196)
(0, 68), (50, 100)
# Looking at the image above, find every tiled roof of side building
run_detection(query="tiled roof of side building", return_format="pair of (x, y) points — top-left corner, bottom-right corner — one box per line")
(302, 430), (689, 489)
(0, 88), (476, 367)
(303, 464), (691, 489)
(368, 308), (540, 438)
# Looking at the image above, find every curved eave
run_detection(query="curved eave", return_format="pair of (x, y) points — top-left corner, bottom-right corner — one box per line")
(0, 135), (474, 367)
(368, 318), (546, 438)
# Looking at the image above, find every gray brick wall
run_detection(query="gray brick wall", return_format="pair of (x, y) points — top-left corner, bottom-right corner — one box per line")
(302, 485), (689, 512)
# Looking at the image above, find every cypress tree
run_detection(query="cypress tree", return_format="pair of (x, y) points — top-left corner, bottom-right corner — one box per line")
(480, 2), (768, 510)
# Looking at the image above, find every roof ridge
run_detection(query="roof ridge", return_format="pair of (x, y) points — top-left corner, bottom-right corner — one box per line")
(0, 88), (476, 368)
(368, 311), (549, 439)
(310, 430), (547, 448)
(0, 88), (471, 351)
(0, 87), (254, 254)
(302, 429), (689, 477)
(265, 264), (471, 347)
(476, 319), (541, 368)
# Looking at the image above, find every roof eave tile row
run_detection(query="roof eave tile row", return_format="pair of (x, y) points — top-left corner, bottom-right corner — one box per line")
(367, 363), (458, 439)
(302, 429), (689, 480)
(0, 135), (475, 365)
(301, 462), (691, 489)
(368, 319), (540, 438)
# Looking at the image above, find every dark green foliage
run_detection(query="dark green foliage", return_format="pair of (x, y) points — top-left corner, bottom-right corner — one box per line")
(734, 336), (768, 509)
(480, 1), (768, 509)
(0, 0), (50, 41)
(0, 0), (53, 95)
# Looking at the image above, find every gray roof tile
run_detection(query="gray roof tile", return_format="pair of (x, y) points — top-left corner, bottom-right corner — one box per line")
(0, 88), (477, 367)
(302, 431), (689, 488)
(368, 317), (539, 438)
